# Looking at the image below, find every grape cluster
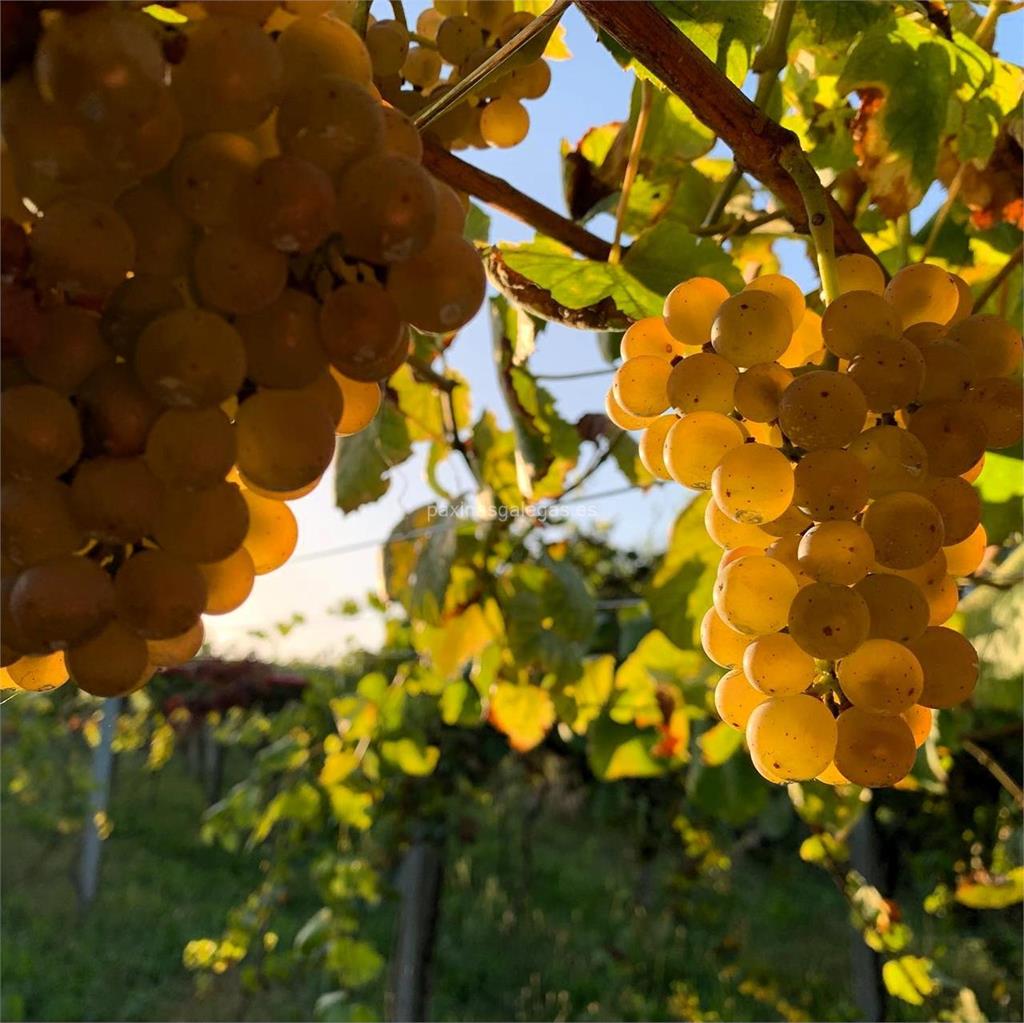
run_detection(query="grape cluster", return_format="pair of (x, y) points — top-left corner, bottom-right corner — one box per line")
(606, 258), (1022, 787)
(372, 0), (552, 150)
(1, 1), (486, 699)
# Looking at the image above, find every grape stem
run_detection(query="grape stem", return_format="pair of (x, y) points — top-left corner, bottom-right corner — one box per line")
(609, 80), (654, 265)
(389, 0), (407, 28)
(351, 1), (372, 37)
(974, 241), (1023, 312)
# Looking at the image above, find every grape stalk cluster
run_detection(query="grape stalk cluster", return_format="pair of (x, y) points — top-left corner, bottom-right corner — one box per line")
(606, 258), (1022, 787)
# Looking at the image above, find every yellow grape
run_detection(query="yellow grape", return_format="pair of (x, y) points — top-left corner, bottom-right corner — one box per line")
(835, 253), (886, 296)
(943, 524), (987, 577)
(23, 305), (111, 396)
(114, 183), (193, 280)
(100, 275), (185, 359)
(719, 545), (762, 569)
(1, 480), (83, 568)
(76, 363), (160, 458)
(764, 533), (813, 588)
(6, 651), (68, 692)
(236, 469), (320, 502)
(1, 385), (82, 481)
(847, 425), (928, 498)
(432, 180), (466, 233)
(820, 291), (901, 359)
(276, 11), (374, 90)
(922, 476), (981, 546)
(713, 554), (798, 636)
(480, 98), (530, 148)
(947, 274), (974, 326)
(746, 695), (837, 782)
(742, 632), (816, 696)
(501, 60), (551, 101)
(612, 356), (672, 418)
(711, 443), (794, 525)
(901, 704), (933, 748)
(637, 415), (676, 480)
(760, 501), (812, 538)
(945, 313), (1022, 379)
(701, 607), (753, 669)
(962, 454), (985, 483)
(787, 582), (870, 659)
(436, 16), (484, 65)
(70, 457), (162, 544)
(703, 497), (772, 551)
(714, 668), (768, 730)
(906, 626), (978, 708)
(199, 547), (256, 615)
(154, 482), (250, 564)
(777, 371), (867, 450)
(793, 448), (869, 520)
(836, 638), (923, 715)
(194, 230), (288, 315)
(662, 277), (730, 346)
(733, 362), (792, 423)
(320, 283), (407, 382)
(171, 131), (261, 227)
(903, 322), (947, 348)
(834, 707), (916, 787)
(666, 352), (737, 414)
(68, 620), (152, 698)
(884, 263), (961, 328)
(853, 573), (929, 643)
(797, 521), (874, 585)
(744, 273), (805, 330)
(366, 19), (410, 76)
(114, 549), (207, 640)
(620, 317), (688, 361)
(467, 0), (515, 30)
(862, 491), (944, 570)
(202, 1), (279, 19)
(147, 620), (205, 668)
(236, 290), (325, 389)
(970, 377), (1024, 449)
(847, 337), (924, 412)
(335, 373), (382, 436)
(925, 574), (959, 625)
(816, 761), (851, 785)
(711, 290), (792, 368)
(663, 412), (745, 489)
(918, 341), (976, 403)
(605, 390), (656, 433)
(240, 488), (299, 574)
(780, 308), (824, 368)
(403, 46), (443, 89)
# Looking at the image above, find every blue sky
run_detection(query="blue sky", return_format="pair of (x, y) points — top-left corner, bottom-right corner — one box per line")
(205, 3), (1024, 662)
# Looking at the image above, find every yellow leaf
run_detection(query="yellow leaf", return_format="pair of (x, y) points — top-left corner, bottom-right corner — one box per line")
(489, 683), (555, 751)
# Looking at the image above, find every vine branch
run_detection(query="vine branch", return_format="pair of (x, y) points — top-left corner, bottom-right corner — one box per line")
(975, 242), (1023, 311)
(610, 79), (654, 264)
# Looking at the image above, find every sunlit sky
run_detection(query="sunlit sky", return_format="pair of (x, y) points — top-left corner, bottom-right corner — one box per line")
(204, 3), (1024, 664)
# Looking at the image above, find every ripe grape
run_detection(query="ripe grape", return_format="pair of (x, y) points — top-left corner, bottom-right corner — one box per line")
(744, 274), (805, 330)
(713, 554), (798, 635)
(945, 313), (1022, 379)
(943, 523), (988, 577)
(836, 639), (923, 715)
(193, 230), (288, 315)
(481, 98), (530, 148)
(612, 356), (672, 418)
(903, 322), (947, 348)
(835, 253), (885, 296)
(918, 341), (976, 403)
(704, 497), (772, 551)
(6, 652), (68, 693)
(147, 620), (204, 668)
(432, 181), (467, 233)
(816, 761), (851, 785)
(100, 276), (185, 358)
(145, 408), (236, 491)
(778, 371), (867, 450)
(237, 290), (326, 389)
(1, 481), (83, 567)
(834, 707), (916, 787)
(788, 582), (870, 659)
(711, 443), (794, 525)
(853, 573), (929, 643)
(502, 60), (551, 101)
(793, 448), (869, 520)
(320, 283), (407, 382)
(924, 574), (959, 626)
(114, 550), (207, 640)
(714, 668), (768, 730)
(199, 547), (256, 615)
(798, 521), (874, 585)
(663, 412), (745, 489)
(22, 306), (111, 395)
(605, 390), (655, 433)
(662, 277), (730, 346)
(70, 457), (162, 543)
(367, 19), (410, 75)
(276, 13), (373, 90)
(862, 491), (944, 570)
(436, 16), (484, 65)
(154, 481), (250, 564)
(969, 377), (1024, 449)
(763, 533), (813, 587)
(1, 385), (82, 481)
(884, 263), (961, 328)
(761, 501), (812, 538)
(922, 476), (981, 546)
(746, 695), (837, 781)
(335, 374), (382, 436)
(637, 415), (675, 480)
(847, 336), (924, 412)
(171, 132), (261, 227)
(68, 620), (152, 698)
(700, 606), (753, 668)
(114, 183), (193, 280)
(733, 362), (792, 423)
(847, 426), (928, 498)
(906, 401), (988, 477)
(76, 363), (160, 457)
(240, 488), (299, 574)
(403, 47), (443, 90)
(821, 291), (901, 359)
(906, 626), (979, 708)
(666, 353), (737, 414)
(711, 291), (792, 367)
(902, 704), (933, 748)
(780, 308), (824, 368)
(742, 633), (816, 696)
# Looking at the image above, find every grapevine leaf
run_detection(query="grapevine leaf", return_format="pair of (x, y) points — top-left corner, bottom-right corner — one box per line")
(954, 867), (1024, 909)
(553, 654), (615, 734)
(413, 600), (503, 680)
(464, 201), (491, 244)
(882, 956), (938, 1006)
(471, 411), (525, 509)
(628, 78), (715, 166)
(334, 400), (412, 513)
(698, 721), (743, 766)
(489, 683), (555, 752)
(624, 221), (744, 298)
(379, 737), (440, 776)
(976, 451), (1024, 544)
(390, 363), (471, 444)
(686, 754), (769, 826)
(587, 715), (665, 780)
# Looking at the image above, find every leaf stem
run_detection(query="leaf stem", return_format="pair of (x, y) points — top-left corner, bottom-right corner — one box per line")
(919, 164), (965, 263)
(975, 242), (1023, 311)
(973, 0), (1007, 50)
(610, 80), (654, 265)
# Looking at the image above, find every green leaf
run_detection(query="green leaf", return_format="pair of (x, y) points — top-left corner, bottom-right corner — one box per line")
(698, 721), (743, 766)
(977, 452), (1024, 544)
(334, 400), (412, 513)
(955, 867), (1024, 909)
(250, 782), (321, 845)
(799, 832), (849, 866)
(608, 429), (656, 489)
(326, 937), (384, 988)
(380, 738), (440, 776)
(615, 629), (707, 697)
(686, 754), (769, 826)
(464, 201), (491, 244)
(657, 1), (769, 84)
(413, 600), (503, 680)
(390, 363), (470, 444)
(381, 506), (458, 625)
(471, 411), (524, 510)
(628, 78), (715, 166)
(326, 786), (373, 831)
(489, 683), (555, 752)
(555, 654), (615, 734)
(882, 956), (937, 1007)
(587, 715), (665, 780)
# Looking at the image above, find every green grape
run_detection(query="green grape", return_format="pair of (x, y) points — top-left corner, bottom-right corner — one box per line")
(620, 317), (688, 361)
(847, 426), (928, 498)
(906, 626), (978, 708)
(943, 523), (987, 577)
(144, 407), (236, 491)
(135, 308), (247, 409)
(114, 550), (207, 640)
(862, 491), (944, 570)
(147, 619), (204, 668)
(335, 372), (382, 436)
(853, 573), (929, 643)
(700, 606), (753, 669)
(666, 352), (737, 414)
(480, 98), (530, 148)
(834, 707), (916, 787)
(918, 341), (976, 403)
(612, 356), (672, 418)
(1, 481), (84, 567)
(714, 667), (768, 730)
(663, 412), (745, 490)
(835, 253), (885, 296)
(787, 582), (870, 659)
(922, 476), (981, 546)
(403, 46), (443, 89)
(172, 16), (283, 132)
(387, 230), (485, 334)
(366, 19), (410, 75)
(793, 448), (870, 520)
(704, 497), (772, 551)
(906, 400), (989, 478)
(10, 556), (114, 651)
(847, 336), (924, 412)
(76, 363), (160, 457)
(198, 546), (256, 615)
(884, 263), (960, 328)
(30, 198), (134, 299)
(970, 377), (1023, 449)
(22, 305), (111, 396)
(70, 457), (162, 543)
(902, 704), (933, 748)
(711, 291), (792, 368)
(68, 620), (152, 697)
(114, 183), (194, 280)
(240, 487), (299, 574)
(320, 283), (407, 382)
(778, 371), (867, 450)
(7, 652), (68, 692)
(171, 132), (261, 227)
(154, 481), (250, 564)
(746, 695), (837, 782)
(636, 415), (675, 479)
(945, 313), (1022, 379)
(710, 443), (794, 525)
(237, 290), (326, 389)
(742, 632), (816, 696)
(100, 275), (185, 359)
(797, 521), (874, 586)
(663, 277), (730, 346)
(820, 291), (901, 359)
(733, 362), (792, 423)
(836, 639), (923, 715)
(236, 389), (336, 493)
(193, 230), (288, 315)
(383, 107), (425, 162)
(713, 554), (798, 636)
(276, 14), (374, 90)
(744, 274), (805, 330)
(1, 384), (82, 481)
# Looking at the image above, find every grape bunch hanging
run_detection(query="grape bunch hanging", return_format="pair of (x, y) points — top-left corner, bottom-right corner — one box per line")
(1, 2), (487, 698)
(606, 258), (1022, 788)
